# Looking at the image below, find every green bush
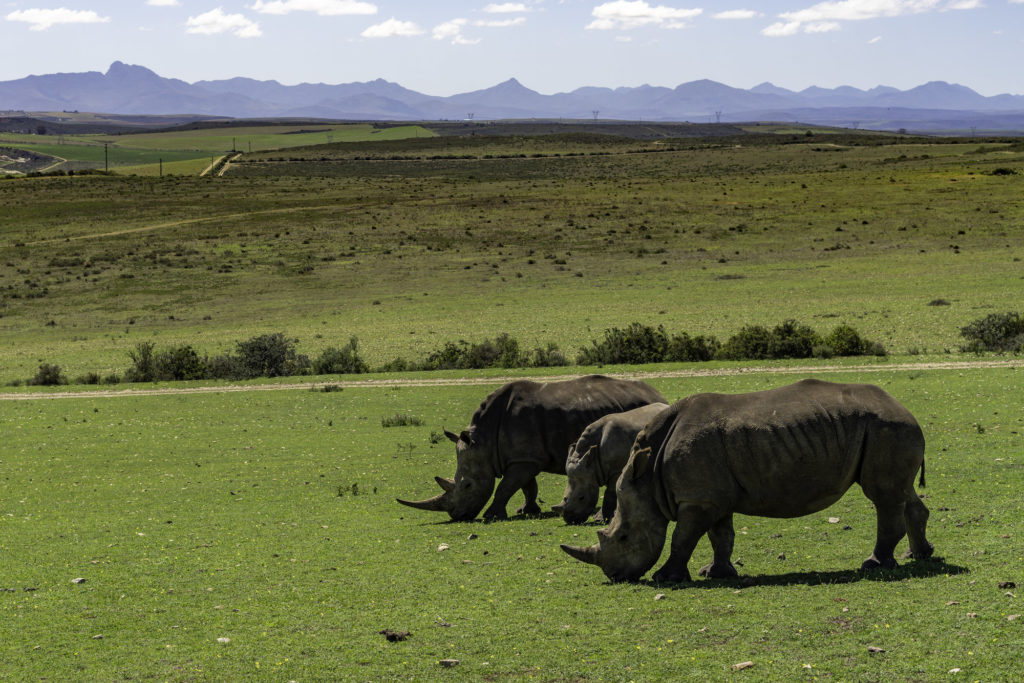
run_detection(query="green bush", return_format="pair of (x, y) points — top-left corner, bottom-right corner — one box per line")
(28, 363), (67, 386)
(381, 414), (425, 428)
(665, 332), (720, 362)
(234, 332), (310, 378)
(716, 325), (774, 360)
(823, 324), (868, 357)
(959, 312), (1024, 353)
(576, 323), (671, 365)
(767, 319), (822, 359)
(313, 337), (369, 375)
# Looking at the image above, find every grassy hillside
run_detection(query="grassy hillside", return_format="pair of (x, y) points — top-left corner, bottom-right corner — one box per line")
(0, 130), (1022, 383)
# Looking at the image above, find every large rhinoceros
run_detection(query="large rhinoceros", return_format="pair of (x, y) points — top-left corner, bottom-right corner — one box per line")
(397, 375), (666, 521)
(555, 402), (669, 525)
(562, 379), (934, 582)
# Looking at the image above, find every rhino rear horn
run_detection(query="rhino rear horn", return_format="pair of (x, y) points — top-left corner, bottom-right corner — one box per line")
(560, 543), (601, 566)
(435, 476), (456, 493)
(396, 491), (450, 512)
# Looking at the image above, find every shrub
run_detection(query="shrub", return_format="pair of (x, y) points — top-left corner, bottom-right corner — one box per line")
(959, 312), (1024, 353)
(28, 363), (67, 386)
(576, 323), (670, 365)
(716, 325), (774, 360)
(205, 353), (245, 380)
(313, 337), (369, 375)
(125, 341), (157, 383)
(823, 324), (868, 357)
(420, 333), (525, 370)
(528, 343), (569, 367)
(665, 332), (720, 362)
(767, 319), (822, 359)
(154, 345), (206, 381)
(234, 332), (310, 378)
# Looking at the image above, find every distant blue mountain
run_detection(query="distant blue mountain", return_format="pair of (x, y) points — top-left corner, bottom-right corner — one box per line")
(2, 61), (1024, 132)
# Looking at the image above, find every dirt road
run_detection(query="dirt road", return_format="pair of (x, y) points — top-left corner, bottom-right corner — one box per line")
(2, 358), (1020, 401)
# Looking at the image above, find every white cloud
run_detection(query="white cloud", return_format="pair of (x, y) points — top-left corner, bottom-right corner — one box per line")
(943, 0), (982, 8)
(760, 0), (983, 36)
(869, 34), (882, 42)
(147, 0), (180, 6)
(587, 1), (702, 30)
(475, 17), (527, 26)
(712, 9), (758, 19)
(6, 8), (110, 31)
(250, 0), (377, 15)
(433, 18), (467, 39)
(482, 2), (528, 11)
(361, 17), (423, 37)
(186, 9), (262, 38)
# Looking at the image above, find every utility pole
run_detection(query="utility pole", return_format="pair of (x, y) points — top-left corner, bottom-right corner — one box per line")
(104, 143), (108, 173)
(714, 110), (722, 124)
(592, 110), (599, 121)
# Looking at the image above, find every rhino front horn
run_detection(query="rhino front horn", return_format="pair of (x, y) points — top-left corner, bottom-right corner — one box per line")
(560, 543), (601, 566)
(396, 491), (450, 512)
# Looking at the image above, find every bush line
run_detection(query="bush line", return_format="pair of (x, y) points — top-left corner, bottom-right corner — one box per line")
(17, 319), (901, 387)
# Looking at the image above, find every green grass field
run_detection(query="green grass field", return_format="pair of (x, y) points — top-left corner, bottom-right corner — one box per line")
(2, 365), (1022, 680)
(2, 125), (1024, 680)
(0, 123), (433, 175)
(1, 131), (1022, 384)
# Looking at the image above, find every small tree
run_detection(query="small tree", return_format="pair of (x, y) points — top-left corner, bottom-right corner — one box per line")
(28, 363), (67, 386)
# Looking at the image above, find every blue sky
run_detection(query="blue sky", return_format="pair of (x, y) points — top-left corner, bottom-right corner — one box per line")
(2, 1), (1023, 96)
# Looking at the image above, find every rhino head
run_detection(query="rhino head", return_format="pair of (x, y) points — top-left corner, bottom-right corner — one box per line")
(558, 444), (602, 525)
(396, 428), (496, 521)
(561, 446), (668, 581)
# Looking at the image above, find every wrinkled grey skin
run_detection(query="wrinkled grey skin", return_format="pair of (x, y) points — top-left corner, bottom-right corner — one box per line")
(562, 379), (934, 582)
(397, 375), (666, 521)
(557, 403), (669, 525)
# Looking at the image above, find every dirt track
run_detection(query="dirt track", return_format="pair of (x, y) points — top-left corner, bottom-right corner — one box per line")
(2, 359), (1020, 401)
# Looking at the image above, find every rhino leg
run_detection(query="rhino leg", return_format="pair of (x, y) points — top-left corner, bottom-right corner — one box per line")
(861, 501), (906, 570)
(652, 506), (716, 583)
(484, 463), (540, 520)
(698, 514), (739, 579)
(515, 477), (542, 516)
(901, 489), (934, 560)
(596, 488), (617, 524)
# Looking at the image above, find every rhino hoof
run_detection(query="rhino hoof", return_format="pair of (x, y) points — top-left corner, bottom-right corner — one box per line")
(698, 562), (739, 579)
(652, 567), (691, 584)
(902, 543), (935, 561)
(516, 503), (542, 516)
(861, 556), (898, 571)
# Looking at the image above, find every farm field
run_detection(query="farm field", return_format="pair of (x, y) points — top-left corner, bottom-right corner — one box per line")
(0, 130), (1022, 384)
(1, 365), (1022, 680)
(0, 123), (432, 175)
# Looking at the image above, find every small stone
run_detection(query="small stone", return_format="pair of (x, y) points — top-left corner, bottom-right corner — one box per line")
(949, 668), (961, 674)
(1008, 614), (1021, 621)
(467, 534), (478, 540)
(842, 525), (852, 531)
(437, 543), (449, 552)
(654, 593), (666, 601)
(91, 634), (103, 640)
(732, 661), (754, 670)
(217, 637), (231, 644)
(71, 578), (86, 584)
(967, 612), (978, 618)
(379, 629), (411, 642)
(439, 659), (459, 668)
(867, 646), (885, 653)
(777, 553), (786, 560)
(828, 517), (840, 524)
(999, 581), (1017, 589)
(946, 601), (960, 606)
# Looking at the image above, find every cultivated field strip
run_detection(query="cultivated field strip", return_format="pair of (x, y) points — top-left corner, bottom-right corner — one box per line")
(2, 358), (1020, 400)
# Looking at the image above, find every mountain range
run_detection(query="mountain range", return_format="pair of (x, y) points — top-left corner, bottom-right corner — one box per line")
(3, 61), (1024, 132)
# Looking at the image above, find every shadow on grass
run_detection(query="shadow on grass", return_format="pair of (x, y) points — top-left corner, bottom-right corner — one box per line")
(647, 557), (967, 590)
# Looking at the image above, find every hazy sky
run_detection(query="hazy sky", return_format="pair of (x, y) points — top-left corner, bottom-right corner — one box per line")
(2, 1), (1023, 96)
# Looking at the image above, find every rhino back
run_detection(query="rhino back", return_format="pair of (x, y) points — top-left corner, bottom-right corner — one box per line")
(653, 380), (922, 519)
(597, 402), (669, 485)
(498, 376), (665, 475)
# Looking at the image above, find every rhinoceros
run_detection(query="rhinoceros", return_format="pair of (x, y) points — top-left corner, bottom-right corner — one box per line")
(561, 379), (934, 582)
(397, 375), (666, 521)
(555, 402), (669, 525)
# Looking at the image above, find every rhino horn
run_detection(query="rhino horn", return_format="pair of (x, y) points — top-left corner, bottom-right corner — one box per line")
(396, 490), (450, 512)
(550, 500), (566, 512)
(560, 543), (601, 566)
(435, 476), (456, 493)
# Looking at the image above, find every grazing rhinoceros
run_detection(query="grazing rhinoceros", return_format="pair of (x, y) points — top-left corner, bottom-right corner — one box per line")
(397, 375), (666, 521)
(555, 402), (669, 525)
(561, 379), (934, 582)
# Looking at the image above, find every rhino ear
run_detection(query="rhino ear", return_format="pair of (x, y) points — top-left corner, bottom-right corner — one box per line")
(578, 445), (598, 463)
(444, 429), (460, 444)
(460, 430), (473, 445)
(628, 446), (653, 480)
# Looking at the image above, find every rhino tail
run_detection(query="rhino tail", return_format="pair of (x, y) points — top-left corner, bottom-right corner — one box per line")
(918, 459), (925, 488)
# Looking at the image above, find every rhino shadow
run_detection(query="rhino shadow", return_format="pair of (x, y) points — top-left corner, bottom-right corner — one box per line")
(405, 510), (565, 526)
(645, 556), (966, 590)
